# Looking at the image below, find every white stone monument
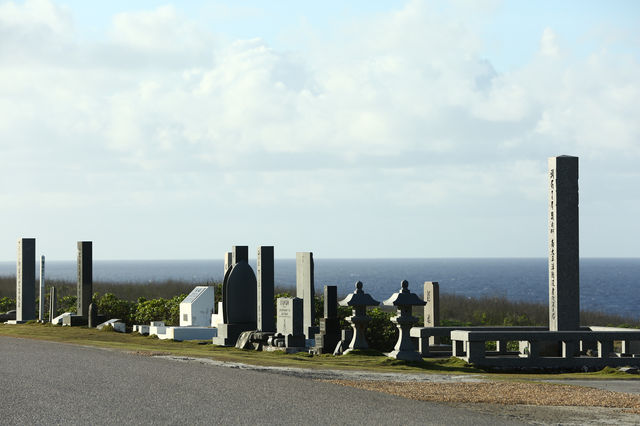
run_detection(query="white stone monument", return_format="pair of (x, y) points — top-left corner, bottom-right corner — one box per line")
(180, 286), (215, 327)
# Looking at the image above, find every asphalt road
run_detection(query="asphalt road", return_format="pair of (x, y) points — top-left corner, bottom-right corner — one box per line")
(0, 336), (513, 425)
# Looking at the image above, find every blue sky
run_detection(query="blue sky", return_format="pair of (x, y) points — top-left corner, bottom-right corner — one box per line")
(0, 0), (639, 260)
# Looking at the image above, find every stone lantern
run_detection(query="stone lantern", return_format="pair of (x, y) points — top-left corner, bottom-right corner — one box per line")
(338, 281), (380, 353)
(383, 280), (426, 361)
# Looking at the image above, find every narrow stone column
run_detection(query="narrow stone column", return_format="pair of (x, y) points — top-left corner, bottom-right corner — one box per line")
(49, 286), (57, 323)
(423, 281), (440, 345)
(224, 252), (232, 275)
(257, 246), (275, 332)
(548, 156), (580, 331)
(88, 303), (97, 328)
(77, 241), (93, 319)
(39, 255), (45, 322)
(296, 252), (316, 339)
(232, 246), (248, 265)
(16, 238), (36, 322)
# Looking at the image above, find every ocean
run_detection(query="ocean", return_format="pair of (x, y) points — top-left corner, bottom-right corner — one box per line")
(1, 258), (638, 319)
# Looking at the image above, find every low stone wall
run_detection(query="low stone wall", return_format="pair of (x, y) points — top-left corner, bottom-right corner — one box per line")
(450, 329), (640, 369)
(410, 326), (551, 356)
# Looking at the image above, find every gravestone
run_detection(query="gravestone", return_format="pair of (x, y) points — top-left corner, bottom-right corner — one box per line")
(276, 297), (305, 347)
(77, 241), (92, 319)
(224, 251), (232, 275)
(257, 246), (275, 332)
(424, 281), (440, 345)
(314, 286), (340, 354)
(49, 286), (57, 323)
(39, 255), (45, 322)
(296, 252), (317, 339)
(88, 303), (97, 328)
(179, 286), (215, 327)
(16, 238), (36, 322)
(232, 245), (248, 265)
(213, 251), (233, 325)
(548, 156), (580, 331)
(213, 246), (257, 346)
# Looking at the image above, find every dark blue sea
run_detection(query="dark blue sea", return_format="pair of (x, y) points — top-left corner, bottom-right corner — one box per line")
(1, 258), (638, 319)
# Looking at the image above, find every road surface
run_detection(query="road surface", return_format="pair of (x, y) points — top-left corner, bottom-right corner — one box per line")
(0, 336), (510, 425)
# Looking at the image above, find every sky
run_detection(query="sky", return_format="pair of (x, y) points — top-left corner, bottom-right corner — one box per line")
(0, 0), (639, 261)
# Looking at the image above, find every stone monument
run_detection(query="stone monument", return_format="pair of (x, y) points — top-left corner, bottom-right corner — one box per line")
(212, 245), (257, 346)
(224, 251), (232, 275)
(296, 252), (318, 339)
(179, 286), (215, 327)
(77, 241), (92, 320)
(313, 285), (341, 354)
(88, 303), (97, 328)
(38, 255), (45, 322)
(16, 238), (36, 322)
(339, 281), (380, 353)
(423, 281), (440, 345)
(383, 280), (426, 361)
(276, 297), (305, 347)
(257, 246), (275, 332)
(548, 155), (580, 331)
(49, 286), (57, 323)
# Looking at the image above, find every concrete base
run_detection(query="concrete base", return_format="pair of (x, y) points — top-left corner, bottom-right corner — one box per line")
(5, 320), (27, 324)
(212, 323), (255, 346)
(62, 315), (88, 326)
(52, 312), (73, 325)
(62, 314), (106, 327)
(146, 325), (218, 341)
(166, 327), (217, 341)
(97, 319), (126, 333)
(149, 324), (167, 336)
(387, 349), (423, 362)
(132, 325), (150, 335)
(263, 345), (307, 354)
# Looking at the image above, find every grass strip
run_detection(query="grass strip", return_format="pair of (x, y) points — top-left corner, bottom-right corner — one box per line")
(0, 323), (478, 373)
(1, 323), (639, 380)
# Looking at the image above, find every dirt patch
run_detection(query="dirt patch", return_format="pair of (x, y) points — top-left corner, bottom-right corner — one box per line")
(327, 380), (640, 413)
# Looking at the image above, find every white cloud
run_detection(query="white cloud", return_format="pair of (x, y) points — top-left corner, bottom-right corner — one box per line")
(540, 27), (560, 57)
(110, 5), (212, 56)
(0, 0), (638, 258)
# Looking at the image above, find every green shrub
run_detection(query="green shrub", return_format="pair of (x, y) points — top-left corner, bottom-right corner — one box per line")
(132, 294), (186, 326)
(0, 296), (15, 312)
(365, 307), (398, 352)
(58, 295), (77, 315)
(94, 293), (135, 324)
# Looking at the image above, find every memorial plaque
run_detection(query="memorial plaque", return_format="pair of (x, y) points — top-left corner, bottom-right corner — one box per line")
(277, 297), (302, 337)
(423, 281), (439, 327)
